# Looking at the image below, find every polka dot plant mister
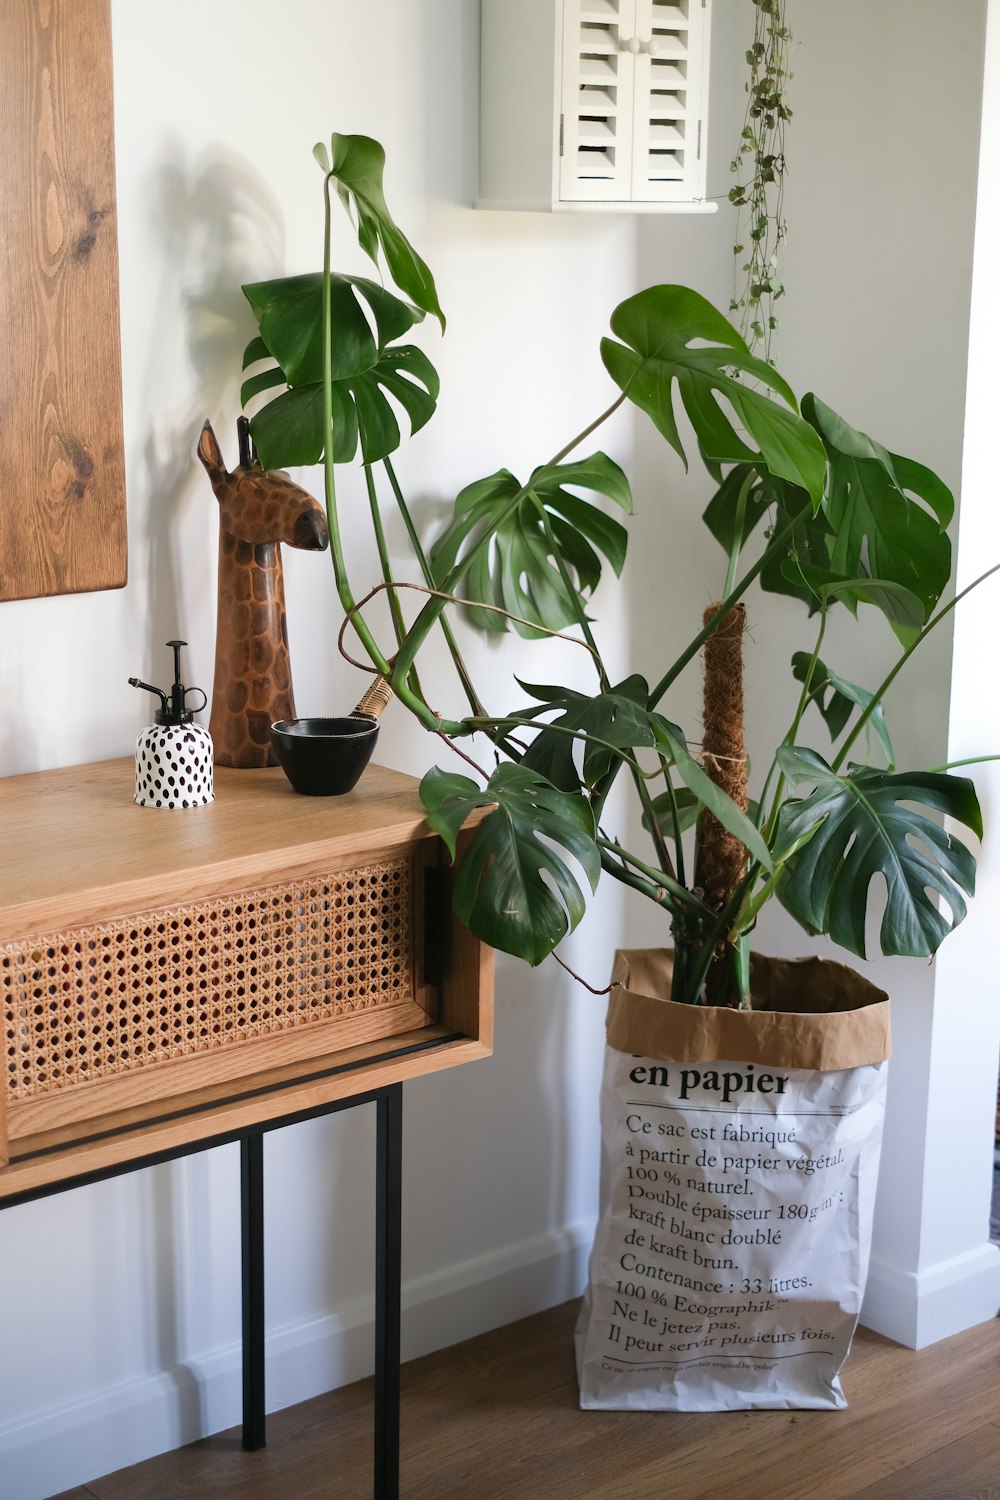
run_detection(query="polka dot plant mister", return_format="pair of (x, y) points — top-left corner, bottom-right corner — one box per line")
(129, 640), (214, 809)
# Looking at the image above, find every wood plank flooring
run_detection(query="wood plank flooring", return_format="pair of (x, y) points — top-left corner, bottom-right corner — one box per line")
(54, 1301), (1000, 1500)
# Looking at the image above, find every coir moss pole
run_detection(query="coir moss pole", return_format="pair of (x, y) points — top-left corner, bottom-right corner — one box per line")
(696, 602), (748, 1006)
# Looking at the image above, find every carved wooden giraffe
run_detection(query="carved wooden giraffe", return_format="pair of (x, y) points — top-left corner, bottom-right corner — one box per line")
(197, 419), (329, 768)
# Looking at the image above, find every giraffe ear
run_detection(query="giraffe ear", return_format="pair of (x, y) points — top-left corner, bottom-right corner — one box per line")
(197, 420), (226, 478)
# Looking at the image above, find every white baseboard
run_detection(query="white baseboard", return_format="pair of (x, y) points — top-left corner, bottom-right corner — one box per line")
(862, 1240), (1000, 1349)
(0, 1217), (596, 1500)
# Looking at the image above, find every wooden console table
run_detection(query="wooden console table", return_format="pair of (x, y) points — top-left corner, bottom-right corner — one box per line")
(0, 757), (494, 1498)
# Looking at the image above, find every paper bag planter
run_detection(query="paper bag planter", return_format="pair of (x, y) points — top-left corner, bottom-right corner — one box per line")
(575, 949), (890, 1411)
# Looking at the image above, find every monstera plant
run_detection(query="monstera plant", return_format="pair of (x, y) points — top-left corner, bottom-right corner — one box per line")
(239, 133), (988, 1009)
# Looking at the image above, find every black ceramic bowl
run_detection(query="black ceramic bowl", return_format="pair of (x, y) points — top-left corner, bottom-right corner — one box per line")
(270, 716), (379, 796)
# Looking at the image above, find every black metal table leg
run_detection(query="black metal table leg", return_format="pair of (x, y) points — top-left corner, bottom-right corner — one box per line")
(374, 1084), (403, 1500)
(241, 1131), (267, 1451)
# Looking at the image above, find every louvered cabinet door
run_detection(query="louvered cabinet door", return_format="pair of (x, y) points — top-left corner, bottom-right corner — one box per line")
(478, 0), (714, 213)
(558, 0), (638, 203)
(629, 0), (711, 202)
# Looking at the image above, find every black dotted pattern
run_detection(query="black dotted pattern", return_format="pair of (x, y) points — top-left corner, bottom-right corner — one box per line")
(135, 726), (214, 809)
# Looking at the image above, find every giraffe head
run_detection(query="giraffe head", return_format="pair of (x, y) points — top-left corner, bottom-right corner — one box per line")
(197, 420), (329, 551)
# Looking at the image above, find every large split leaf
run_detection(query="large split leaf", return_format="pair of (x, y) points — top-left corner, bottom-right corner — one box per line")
(516, 675), (658, 790)
(245, 345), (438, 468)
(774, 746), (981, 958)
(241, 270), (439, 467)
(318, 133), (445, 331)
(703, 467), (835, 610)
(240, 132), (444, 468)
(243, 272), (421, 387)
(419, 763), (600, 965)
(513, 678), (773, 873)
(600, 286), (827, 502)
(430, 455), (632, 637)
(804, 394), (953, 636)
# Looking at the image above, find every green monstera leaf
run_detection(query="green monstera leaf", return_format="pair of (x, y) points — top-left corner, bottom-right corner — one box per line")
(419, 763), (601, 965)
(790, 653), (895, 768)
(240, 133), (444, 469)
(241, 273), (439, 468)
(774, 747), (981, 958)
(703, 467), (837, 611)
(516, 675), (658, 790)
(317, 132), (445, 331)
(600, 286), (827, 502)
(243, 273), (421, 387)
(513, 678), (773, 873)
(804, 394), (953, 636)
(430, 455), (632, 638)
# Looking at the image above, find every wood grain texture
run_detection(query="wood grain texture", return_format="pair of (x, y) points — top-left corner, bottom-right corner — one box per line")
(0, 0), (127, 601)
(0, 760), (443, 937)
(54, 1302), (1000, 1500)
(0, 1031), (491, 1200)
(0, 758), (493, 1198)
(0, 762), (491, 1194)
(196, 421), (329, 768)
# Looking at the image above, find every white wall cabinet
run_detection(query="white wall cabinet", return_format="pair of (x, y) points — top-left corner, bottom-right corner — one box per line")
(479, 0), (714, 213)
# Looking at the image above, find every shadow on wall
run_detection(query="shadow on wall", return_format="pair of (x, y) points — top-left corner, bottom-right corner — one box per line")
(131, 143), (285, 669)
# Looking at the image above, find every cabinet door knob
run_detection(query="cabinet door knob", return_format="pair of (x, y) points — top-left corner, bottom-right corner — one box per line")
(621, 34), (641, 55)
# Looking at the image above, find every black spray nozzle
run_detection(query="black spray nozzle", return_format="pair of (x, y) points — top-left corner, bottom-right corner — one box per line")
(129, 640), (206, 725)
(128, 677), (170, 716)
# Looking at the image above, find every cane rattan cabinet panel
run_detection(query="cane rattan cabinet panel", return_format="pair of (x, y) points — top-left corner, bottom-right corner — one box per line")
(0, 759), (493, 1197)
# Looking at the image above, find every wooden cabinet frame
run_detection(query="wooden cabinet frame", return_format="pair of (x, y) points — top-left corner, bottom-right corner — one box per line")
(0, 760), (493, 1199)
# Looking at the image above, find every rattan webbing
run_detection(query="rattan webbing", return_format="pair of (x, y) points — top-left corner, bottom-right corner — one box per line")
(2, 857), (412, 1101)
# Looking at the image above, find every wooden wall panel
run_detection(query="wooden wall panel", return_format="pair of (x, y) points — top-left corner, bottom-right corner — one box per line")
(0, 0), (127, 601)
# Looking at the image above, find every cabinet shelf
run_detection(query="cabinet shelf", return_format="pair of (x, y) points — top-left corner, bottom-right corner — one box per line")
(479, 0), (715, 214)
(0, 759), (493, 1198)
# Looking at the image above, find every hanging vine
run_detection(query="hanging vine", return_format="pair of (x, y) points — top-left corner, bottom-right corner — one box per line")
(729, 0), (793, 363)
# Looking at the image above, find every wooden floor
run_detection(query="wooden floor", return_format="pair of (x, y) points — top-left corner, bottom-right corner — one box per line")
(55, 1301), (1000, 1500)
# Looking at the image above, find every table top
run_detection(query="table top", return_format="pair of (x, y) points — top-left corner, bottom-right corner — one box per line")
(0, 757), (433, 939)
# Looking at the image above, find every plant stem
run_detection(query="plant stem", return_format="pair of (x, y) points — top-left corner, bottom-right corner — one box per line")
(364, 464), (430, 709)
(382, 457), (487, 718)
(364, 465), (407, 649)
(534, 505), (681, 883)
(537, 505), (610, 690)
(598, 837), (713, 918)
(648, 499), (812, 708)
(723, 470), (756, 598)
(759, 603), (827, 845)
(929, 753), (1000, 773)
(832, 560), (1000, 773)
(320, 171), (392, 682)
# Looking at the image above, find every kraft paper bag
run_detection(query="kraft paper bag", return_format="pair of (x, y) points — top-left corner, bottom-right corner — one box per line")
(575, 950), (891, 1411)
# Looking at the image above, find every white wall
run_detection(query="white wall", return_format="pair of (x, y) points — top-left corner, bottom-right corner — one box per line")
(747, 0), (999, 1350)
(628, 0), (998, 1350)
(914, 0), (1000, 1348)
(0, 4), (716, 1496)
(1, 4), (998, 1497)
